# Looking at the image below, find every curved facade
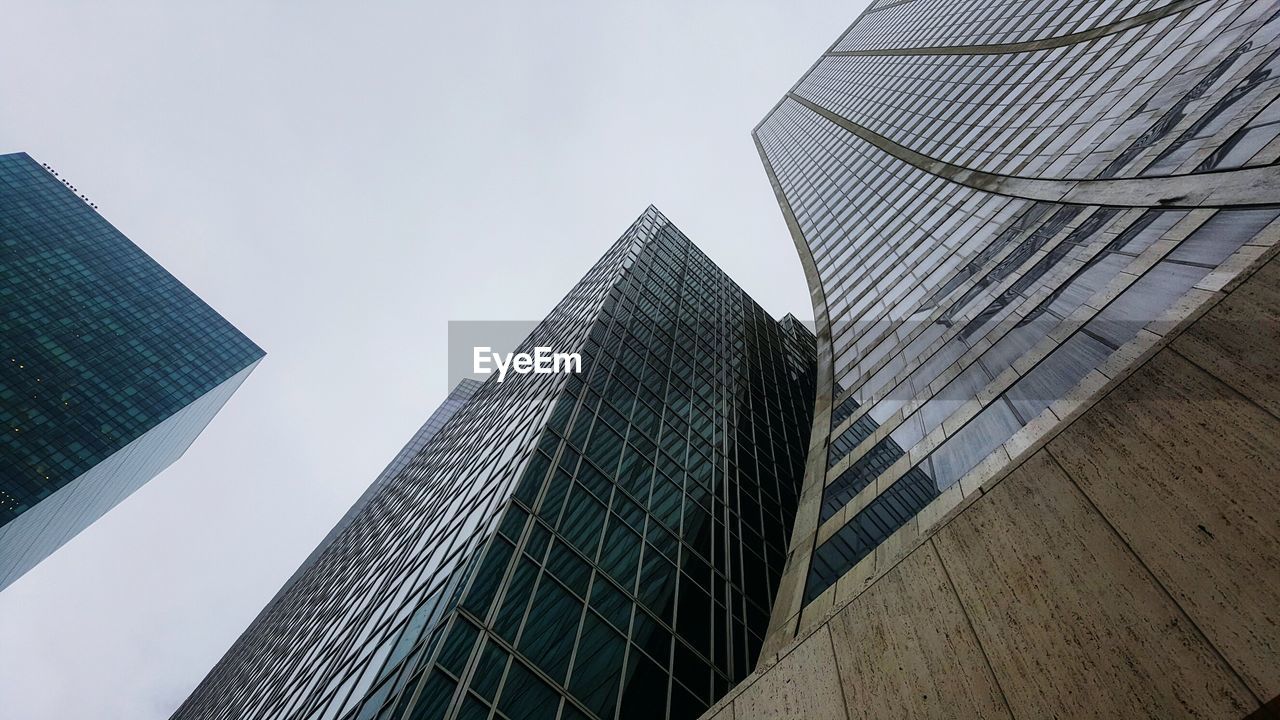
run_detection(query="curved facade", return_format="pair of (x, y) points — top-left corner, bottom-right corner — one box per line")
(754, 0), (1280, 648)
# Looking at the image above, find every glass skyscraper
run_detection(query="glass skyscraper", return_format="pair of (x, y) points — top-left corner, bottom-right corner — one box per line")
(751, 0), (1280, 658)
(173, 207), (815, 720)
(0, 151), (264, 591)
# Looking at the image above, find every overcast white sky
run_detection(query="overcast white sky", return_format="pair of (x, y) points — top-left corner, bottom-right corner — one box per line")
(0, 2), (862, 718)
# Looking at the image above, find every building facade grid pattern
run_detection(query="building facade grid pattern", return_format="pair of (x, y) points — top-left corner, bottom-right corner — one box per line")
(173, 208), (815, 720)
(0, 151), (263, 587)
(0, 153), (263, 522)
(754, 0), (1280, 620)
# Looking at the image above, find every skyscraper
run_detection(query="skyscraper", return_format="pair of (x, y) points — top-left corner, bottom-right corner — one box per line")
(0, 152), (264, 591)
(173, 207), (815, 720)
(702, 1), (1280, 718)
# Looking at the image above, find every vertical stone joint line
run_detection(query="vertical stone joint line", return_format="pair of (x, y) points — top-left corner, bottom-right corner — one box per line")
(1042, 447), (1267, 709)
(930, 538), (1017, 719)
(825, 625), (855, 720)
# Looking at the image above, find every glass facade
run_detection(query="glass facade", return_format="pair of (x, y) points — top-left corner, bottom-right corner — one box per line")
(0, 151), (263, 590)
(755, 0), (1280, 623)
(173, 207), (815, 720)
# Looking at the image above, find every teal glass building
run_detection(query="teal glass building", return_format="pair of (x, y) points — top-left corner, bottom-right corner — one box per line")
(0, 151), (263, 590)
(172, 207), (815, 720)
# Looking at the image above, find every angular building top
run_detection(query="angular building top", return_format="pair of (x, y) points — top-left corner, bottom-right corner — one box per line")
(0, 151), (264, 590)
(173, 206), (816, 720)
(753, 0), (1280, 642)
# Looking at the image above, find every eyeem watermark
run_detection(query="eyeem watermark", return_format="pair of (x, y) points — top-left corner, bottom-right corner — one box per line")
(473, 346), (581, 382)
